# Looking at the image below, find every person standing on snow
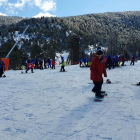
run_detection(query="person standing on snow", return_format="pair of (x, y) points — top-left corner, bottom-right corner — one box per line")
(25, 60), (34, 73)
(130, 55), (135, 65)
(0, 60), (5, 77)
(52, 59), (56, 69)
(39, 58), (43, 70)
(60, 56), (65, 72)
(90, 50), (107, 98)
(106, 55), (112, 70)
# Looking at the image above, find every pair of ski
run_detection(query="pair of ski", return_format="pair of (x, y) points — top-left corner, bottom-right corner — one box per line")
(21, 71), (34, 74)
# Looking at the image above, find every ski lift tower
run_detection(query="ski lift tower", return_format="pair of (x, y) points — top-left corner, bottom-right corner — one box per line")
(1, 25), (29, 70)
(71, 35), (80, 65)
(6, 25), (29, 58)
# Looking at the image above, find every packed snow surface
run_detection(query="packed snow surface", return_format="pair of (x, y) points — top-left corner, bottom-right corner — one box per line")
(0, 61), (140, 140)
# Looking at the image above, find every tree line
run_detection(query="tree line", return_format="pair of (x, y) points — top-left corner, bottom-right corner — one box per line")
(0, 11), (140, 69)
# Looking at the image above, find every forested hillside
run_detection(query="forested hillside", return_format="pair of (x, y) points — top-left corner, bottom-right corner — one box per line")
(0, 11), (140, 69)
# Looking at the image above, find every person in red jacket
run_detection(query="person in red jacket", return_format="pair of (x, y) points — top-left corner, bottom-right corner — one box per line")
(26, 61), (34, 73)
(52, 59), (56, 69)
(90, 50), (107, 98)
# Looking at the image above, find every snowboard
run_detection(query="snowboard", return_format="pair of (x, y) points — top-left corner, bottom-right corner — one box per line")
(94, 97), (104, 102)
(60, 71), (68, 72)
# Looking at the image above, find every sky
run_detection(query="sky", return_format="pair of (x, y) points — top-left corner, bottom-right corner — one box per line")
(0, 0), (140, 18)
(1, 57), (140, 139)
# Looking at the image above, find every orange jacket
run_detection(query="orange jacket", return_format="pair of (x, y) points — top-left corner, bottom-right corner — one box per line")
(90, 56), (107, 82)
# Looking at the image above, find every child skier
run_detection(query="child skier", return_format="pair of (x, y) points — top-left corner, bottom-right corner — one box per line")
(90, 50), (107, 98)
(52, 59), (56, 69)
(60, 56), (65, 72)
(25, 61), (34, 73)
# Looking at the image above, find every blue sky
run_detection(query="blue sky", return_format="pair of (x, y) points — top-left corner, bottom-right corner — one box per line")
(0, 0), (140, 18)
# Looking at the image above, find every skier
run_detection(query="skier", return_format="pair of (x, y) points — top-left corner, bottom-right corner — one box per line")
(106, 55), (112, 70)
(39, 58), (43, 70)
(60, 56), (65, 72)
(52, 59), (56, 69)
(0, 60), (5, 77)
(130, 55), (135, 65)
(121, 55), (126, 66)
(90, 50), (107, 98)
(44, 57), (47, 69)
(47, 57), (51, 68)
(79, 57), (83, 67)
(25, 61), (34, 73)
(34, 57), (38, 69)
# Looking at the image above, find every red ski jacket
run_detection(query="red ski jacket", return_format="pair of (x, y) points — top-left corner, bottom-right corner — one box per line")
(90, 56), (107, 82)
(27, 63), (34, 69)
(52, 60), (55, 65)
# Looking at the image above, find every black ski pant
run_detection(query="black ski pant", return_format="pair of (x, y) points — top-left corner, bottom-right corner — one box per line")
(60, 66), (65, 72)
(0, 68), (3, 77)
(52, 65), (55, 69)
(130, 61), (134, 65)
(40, 64), (43, 70)
(92, 79), (103, 96)
(26, 68), (33, 73)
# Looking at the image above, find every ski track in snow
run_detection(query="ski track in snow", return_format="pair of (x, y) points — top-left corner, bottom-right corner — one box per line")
(0, 62), (140, 140)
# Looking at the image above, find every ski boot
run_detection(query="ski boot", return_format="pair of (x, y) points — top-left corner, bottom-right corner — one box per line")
(136, 82), (140, 85)
(106, 79), (111, 83)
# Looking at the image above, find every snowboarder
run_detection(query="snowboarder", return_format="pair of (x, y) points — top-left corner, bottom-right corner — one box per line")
(90, 50), (107, 98)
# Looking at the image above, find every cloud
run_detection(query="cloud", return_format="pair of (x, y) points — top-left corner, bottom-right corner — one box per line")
(0, 12), (7, 16)
(0, 0), (57, 17)
(0, 0), (7, 6)
(34, 0), (56, 12)
(33, 12), (56, 18)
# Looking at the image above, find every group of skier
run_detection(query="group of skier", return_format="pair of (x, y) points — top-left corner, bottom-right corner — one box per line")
(24, 56), (66, 73)
(79, 57), (91, 67)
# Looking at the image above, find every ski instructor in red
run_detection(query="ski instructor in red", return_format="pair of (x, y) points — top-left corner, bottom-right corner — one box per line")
(90, 49), (107, 98)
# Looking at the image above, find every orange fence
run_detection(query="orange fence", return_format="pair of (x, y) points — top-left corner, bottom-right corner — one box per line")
(1, 58), (10, 71)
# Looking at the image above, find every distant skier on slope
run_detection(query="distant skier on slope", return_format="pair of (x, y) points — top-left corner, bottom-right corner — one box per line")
(25, 60), (34, 73)
(52, 59), (56, 69)
(60, 56), (65, 72)
(90, 49), (107, 98)
(0, 60), (5, 77)
(130, 55), (135, 65)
